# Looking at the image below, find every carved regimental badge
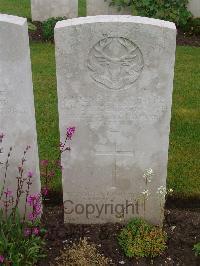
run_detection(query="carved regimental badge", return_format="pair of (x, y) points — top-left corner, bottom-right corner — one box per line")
(88, 37), (144, 90)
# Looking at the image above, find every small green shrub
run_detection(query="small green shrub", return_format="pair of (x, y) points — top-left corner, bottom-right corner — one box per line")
(193, 242), (200, 256)
(42, 17), (65, 41)
(118, 218), (167, 258)
(108, 0), (192, 27)
(182, 18), (200, 35)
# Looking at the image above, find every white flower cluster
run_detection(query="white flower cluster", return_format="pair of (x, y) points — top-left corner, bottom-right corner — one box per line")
(157, 186), (167, 196)
(143, 168), (154, 183)
(141, 189), (150, 197)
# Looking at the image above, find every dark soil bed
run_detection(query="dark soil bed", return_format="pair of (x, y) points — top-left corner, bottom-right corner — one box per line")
(37, 196), (200, 266)
(177, 28), (200, 47)
(29, 22), (200, 47)
(29, 22), (43, 42)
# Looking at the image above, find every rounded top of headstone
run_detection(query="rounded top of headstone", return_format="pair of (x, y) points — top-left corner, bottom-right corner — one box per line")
(55, 15), (176, 31)
(0, 14), (26, 26)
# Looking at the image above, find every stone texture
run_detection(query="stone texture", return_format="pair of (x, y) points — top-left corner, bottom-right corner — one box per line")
(0, 14), (40, 216)
(55, 15), (176, 225)
(87, 0), (132, 16)
(31, 0), (78, 22)
(188, 0), (200, 18)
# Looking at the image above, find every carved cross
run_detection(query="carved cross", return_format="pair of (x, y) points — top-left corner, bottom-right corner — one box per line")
(96, 139), (134, 188)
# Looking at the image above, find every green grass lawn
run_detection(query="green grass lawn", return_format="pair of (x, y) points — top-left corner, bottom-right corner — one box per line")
(0, 0), (31, 18)
(79, 0), (86, 17)
(30, 43), (61, 191)
(1, 1), (200, 198)
(168, 46), (200, 198)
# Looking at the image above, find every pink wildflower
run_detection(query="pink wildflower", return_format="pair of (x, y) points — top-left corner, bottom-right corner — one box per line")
(24, 228), (31, 237)
(4, 188), (13, 197)
(33, 227), (40, 236)
(27, 171), (33, 178)
(0, 255), (4, 263)
(27, 193), (42, 222)
(28, 213), (35, 221)
(27, 193), (40, 206)
(66, 127), (76, 140)
(28, 210), (41, 221)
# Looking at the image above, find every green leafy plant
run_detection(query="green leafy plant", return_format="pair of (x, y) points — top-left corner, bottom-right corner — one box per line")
(42, 17), (66, 41)
(0, 127), (75, 264)
(0, 134), (46, 265)
(181, 18), (200, 35)
(193, 242), (200, 257)
(118, 218), (167, 258)
(0, 209), (46, 265)
(106, 0), (132, 9)
(108, 0), (192, 27)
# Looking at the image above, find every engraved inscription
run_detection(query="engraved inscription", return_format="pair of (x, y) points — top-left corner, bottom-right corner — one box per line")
(87, 37), (144, 90)
(61, 93), (167, 123)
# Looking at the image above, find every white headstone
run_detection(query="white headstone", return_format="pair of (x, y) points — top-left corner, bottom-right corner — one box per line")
(0, 14), (41, 216)
(188, 0), (200, 18)
(55, 16), (176, 225)
(87, 0), (132, 16)
(31, 0), (78, 22)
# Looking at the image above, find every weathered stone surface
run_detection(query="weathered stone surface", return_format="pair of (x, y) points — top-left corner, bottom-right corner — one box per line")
(87, 0), (132, 16)
(0, 14), (40, 216)
(188, 0), (200, 18)
(55, 16), (176, 225)
(31, 0), (78, 22)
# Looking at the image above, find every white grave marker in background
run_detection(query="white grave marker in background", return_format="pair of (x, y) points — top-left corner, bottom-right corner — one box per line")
(31, 0), (78, 21)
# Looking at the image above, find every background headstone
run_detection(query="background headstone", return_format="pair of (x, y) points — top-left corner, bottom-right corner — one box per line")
(188, 0), (200, 18)
(0, 14), (41, 216)
(55, 16), (176, 225)
(31, 0), (78, 22)
(87, 0), (132, 16)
